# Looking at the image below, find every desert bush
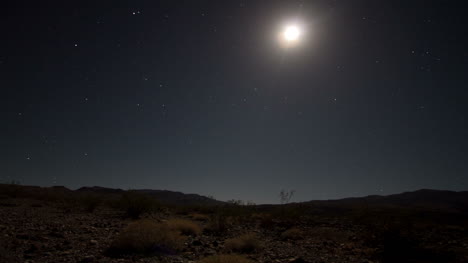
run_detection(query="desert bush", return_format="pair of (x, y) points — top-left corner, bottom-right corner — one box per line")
(224, 233), (261, 253)
(108, 219), (184, 255)
(198, 254), (254, 263)
(205, 214), (229, 234)
(259, 213), (276, 229)
(80, 194), (101, 212)
(309, 226), (349, 243)
(166, 218), (202, 236)
(0, 184), (21, 198)
(358, 215), (458, 263)
(281, 227), (303, 240)
(117, 191), (160, 219)
(190, 213), (210, 221)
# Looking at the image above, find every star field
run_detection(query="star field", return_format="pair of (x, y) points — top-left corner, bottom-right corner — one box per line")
(1, 0), (467, 203)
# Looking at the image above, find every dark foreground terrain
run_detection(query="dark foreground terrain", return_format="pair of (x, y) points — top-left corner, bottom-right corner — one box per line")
(1, 184), (467, 263)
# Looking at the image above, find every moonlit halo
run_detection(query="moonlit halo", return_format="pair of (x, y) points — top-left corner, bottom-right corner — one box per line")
(278, 22), (305, 48)
(284, 25), (300, 42)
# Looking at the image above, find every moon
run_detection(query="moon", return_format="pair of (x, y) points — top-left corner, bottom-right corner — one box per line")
(278, 23), (304, 48)
(283, 25), (301, 42)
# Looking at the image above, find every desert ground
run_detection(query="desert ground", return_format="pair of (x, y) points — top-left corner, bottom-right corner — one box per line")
(1, 184), (467, 263)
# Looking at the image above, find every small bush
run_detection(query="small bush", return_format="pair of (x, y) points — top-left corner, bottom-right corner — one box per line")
(205, 214), (229, 234)
(166, 218), (202, 236)
(108, 219), (184, 255)
(80, 194), (101, 213)
(117, 191), (160, 219)
(198, 254), (254, 263)
(0, 184), (24, 198)
(190, 213), (210, 221)
(258, 213), (275, 229)
(281, 227), (303, 240)
(224, 233), (261, 253)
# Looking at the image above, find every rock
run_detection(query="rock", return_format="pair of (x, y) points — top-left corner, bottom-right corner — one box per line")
(80, 255), (95, 263)
(289, 257), (309, 263)
(25, 243), (38, 254)
(203, 249), (216, 256)
(192, 240), (202, 246)
(16, 233), (29, 239)
(48, 231), (64, 238)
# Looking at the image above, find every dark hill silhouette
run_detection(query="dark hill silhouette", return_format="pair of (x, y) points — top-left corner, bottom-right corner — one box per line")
(305, 189), (468, 212)
(76, 186), (223, 206)
(76, 186), (124, 194)
(2, 184), (467, 210)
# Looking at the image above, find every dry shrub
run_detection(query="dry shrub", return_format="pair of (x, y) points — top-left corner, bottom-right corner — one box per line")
(224, 233), (261, 253)
(198, 254), (254, 263)
(281, 227), (304, 240)
(259, 214), (275, 229)
(80, 194), (101, 213)
(309, 227), (349, 243)
(117, 191), (160, 219)
(166, 218), (202, 236)
(205, 214), (229, 234)
(190, 213), (210, 221)
(108, 219), (185, 255)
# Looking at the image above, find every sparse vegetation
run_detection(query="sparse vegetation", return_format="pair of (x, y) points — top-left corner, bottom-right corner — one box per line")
(198, 254), (254, 263)
(224, 233), (262, 253)
(259, 213), (275, 229)
(190, 212), (210, 221)
(281, 227), (303, 240)
(80, 194), (102, 212)
(116, 191), (160, 219)
(107, 219), (185, 255)
(205, 213), (230, 234)
(2, 184), (467, 263)
(166, 218), (202, 236)
(279, 189), (295, 204)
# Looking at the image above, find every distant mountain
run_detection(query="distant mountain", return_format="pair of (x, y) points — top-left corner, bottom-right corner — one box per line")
(76, 186), (223, 206)
(306, 189), (468, 212)
(135, 189), (224, 206)
(76, 186), (124, 195)
(3, 184), (466, 210)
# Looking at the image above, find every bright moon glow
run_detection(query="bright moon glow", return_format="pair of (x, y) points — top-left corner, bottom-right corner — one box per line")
(283, 25), (301, 42)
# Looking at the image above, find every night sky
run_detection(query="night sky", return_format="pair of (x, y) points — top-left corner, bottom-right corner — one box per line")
(1, 1), (467, 204)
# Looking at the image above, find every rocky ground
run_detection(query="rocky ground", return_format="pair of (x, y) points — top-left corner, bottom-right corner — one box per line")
(1, 196), (467, 263)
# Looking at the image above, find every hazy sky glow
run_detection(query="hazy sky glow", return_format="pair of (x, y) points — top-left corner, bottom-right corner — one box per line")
(1, 1), (468, 203)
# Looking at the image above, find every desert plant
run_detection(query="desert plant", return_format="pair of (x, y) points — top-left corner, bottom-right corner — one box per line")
(166, 218), (202, 236)
(198, 254), (254, 263)
(80, 194), (101, 213)
(190, 213), (210, 221)
(224, 233), (261, 253)
(205, 213), (229, 234)
(227, 199), (245, 205)
(107, 219), (185, 255)
(0, 183), (24, 198)
(279, 189), (295, 204)
(117, 191), (160, 219)
(281, 227), (304, 240)
(259, 213), (276, 229)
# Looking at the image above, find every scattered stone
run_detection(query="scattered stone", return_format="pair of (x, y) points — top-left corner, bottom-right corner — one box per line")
(289, 257), (309, 263)
(192, 240), (202, 246)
